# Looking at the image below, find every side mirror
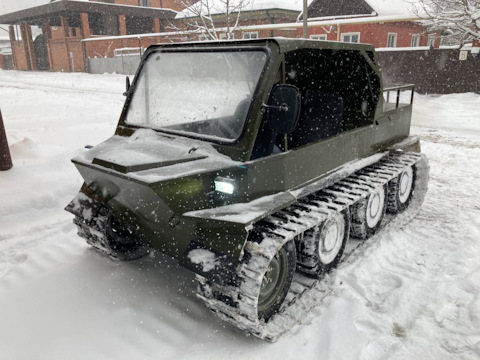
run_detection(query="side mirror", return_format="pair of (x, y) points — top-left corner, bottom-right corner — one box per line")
(123, 76), (131, 96)
(263, 84), (301, 134)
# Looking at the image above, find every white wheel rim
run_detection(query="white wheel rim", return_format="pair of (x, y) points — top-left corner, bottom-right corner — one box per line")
(398, 167), (413, 204)
(318, 214), (345, 264)
(366, 187), (385, 228)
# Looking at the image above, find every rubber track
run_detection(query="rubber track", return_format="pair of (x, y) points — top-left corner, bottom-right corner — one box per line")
(196, 151), (429, 342)
(73, 210), (112, 255)
(73, 207), (148, 261)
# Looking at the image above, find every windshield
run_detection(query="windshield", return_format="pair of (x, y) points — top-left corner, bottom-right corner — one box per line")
(125, 49), (268, 142)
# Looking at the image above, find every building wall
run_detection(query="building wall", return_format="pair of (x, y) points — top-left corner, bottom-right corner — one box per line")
(342, 22), (437, 48)
(113, 0), (139, 6)
(44, 17), (86, 72)
(155, 0), (187, 11)
(0, 54), (8, 69)
(11, 41), (30, 70)
(49, 40), (85, 72)
(90, 0), (187, 11)
(178, 10), (300, 41)
(307, 21), (438, 48)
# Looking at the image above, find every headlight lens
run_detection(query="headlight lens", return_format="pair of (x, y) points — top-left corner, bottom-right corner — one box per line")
(214, 177), (236, 195)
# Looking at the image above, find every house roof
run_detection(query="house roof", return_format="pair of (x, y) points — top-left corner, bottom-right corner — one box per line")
(305, 0), (415, 20)
(0, 0), (176, 25)
(177, 0), (314, 19)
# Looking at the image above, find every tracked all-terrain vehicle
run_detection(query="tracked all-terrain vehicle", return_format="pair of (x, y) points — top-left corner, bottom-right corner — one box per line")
(66, 38), (428, 341)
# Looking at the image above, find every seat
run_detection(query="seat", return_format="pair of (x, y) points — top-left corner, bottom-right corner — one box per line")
(288, 91), (344, 148)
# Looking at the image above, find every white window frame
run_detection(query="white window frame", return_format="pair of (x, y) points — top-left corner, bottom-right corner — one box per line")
(220, 33), (234, 40)
(341, 32), (360, 43)
(139, 0), (150, 7)
(242, 31), (258, 40)
(387, 32), (397, 47)
(427, 35), (436, 47)
(310, 34), (327, 41)
(411, 34), (420, 47)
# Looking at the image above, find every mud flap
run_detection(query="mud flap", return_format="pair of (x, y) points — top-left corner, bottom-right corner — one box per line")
(180, 240), (240, 287)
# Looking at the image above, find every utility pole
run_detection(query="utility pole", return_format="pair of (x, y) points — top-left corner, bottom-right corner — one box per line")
(0, 109), (13, 171)
(303, 0), (308, 39)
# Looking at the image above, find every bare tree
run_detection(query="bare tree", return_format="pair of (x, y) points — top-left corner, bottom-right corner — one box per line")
(412, 0), (480, 43)
(177, 0), (253, 40)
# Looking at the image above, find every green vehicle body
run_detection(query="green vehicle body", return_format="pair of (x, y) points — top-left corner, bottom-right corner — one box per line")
(67, 38), (414, 286)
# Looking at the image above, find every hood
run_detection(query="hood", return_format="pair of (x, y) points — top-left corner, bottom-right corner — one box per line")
(91, 142), (207, 174)
(72, 129), (239, 184)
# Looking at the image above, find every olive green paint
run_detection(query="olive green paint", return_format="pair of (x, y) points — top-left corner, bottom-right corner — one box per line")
(69, 38), (416, 270)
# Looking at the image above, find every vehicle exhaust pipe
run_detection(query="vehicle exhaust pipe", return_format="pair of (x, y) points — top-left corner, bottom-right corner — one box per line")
(0, 109), (13, 171)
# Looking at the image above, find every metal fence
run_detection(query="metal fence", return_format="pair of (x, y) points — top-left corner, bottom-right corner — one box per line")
(87, 47), (143, 75)
(377, 47), (480, 94)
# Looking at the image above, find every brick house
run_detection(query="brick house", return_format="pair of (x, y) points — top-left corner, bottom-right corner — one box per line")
(177, 0), (438, 49)
(0, 0), (439, 73)
(302, 0), (439, 48)
(175, 0), (305, 41)
(0, 0), (181, 72)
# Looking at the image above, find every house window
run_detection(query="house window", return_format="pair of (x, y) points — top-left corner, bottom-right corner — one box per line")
(411, 34), (420, 47)
(310, 34), (327, 41)
(341, 32), (360, 43)
(126, 15), (152, 35)
(387, 33), (397, 47)
(427, 35), (436, 47)
(139, 0), (150, 7)
(198, 34), (209, 41)
(243, 31), (258, 39)
(220, 33), (234, 40)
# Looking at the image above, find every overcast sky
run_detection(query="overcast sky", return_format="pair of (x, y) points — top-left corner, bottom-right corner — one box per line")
(0, 0), (51, 16)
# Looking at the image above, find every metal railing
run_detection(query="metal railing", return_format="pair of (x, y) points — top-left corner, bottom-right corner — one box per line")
(383, 84), (415, 108)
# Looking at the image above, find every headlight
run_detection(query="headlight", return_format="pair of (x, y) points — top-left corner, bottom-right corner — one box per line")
(214, 177), (236, 195)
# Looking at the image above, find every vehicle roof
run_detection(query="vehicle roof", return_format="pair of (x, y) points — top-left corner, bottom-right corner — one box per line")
(147, 37), (375, 54)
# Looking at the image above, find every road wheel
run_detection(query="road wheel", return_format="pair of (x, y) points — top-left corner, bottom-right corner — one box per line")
(388, 165), (415, 213)
(297, 210), (350, 276)
(351, 184), (387, 239)
(257, 240), (296, 321)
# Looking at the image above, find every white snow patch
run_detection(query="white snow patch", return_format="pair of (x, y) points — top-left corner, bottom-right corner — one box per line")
(188, 249), (219, 272)
(364, 0), (415, 16)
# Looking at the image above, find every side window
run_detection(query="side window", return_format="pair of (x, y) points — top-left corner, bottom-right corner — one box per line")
(284, 48), (380, 149)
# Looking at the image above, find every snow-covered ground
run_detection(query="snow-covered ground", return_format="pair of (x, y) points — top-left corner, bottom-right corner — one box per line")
(0, 70), (479, 360)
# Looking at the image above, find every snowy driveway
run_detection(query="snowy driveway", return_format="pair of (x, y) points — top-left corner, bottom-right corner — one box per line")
(0, 71), (479, 360)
